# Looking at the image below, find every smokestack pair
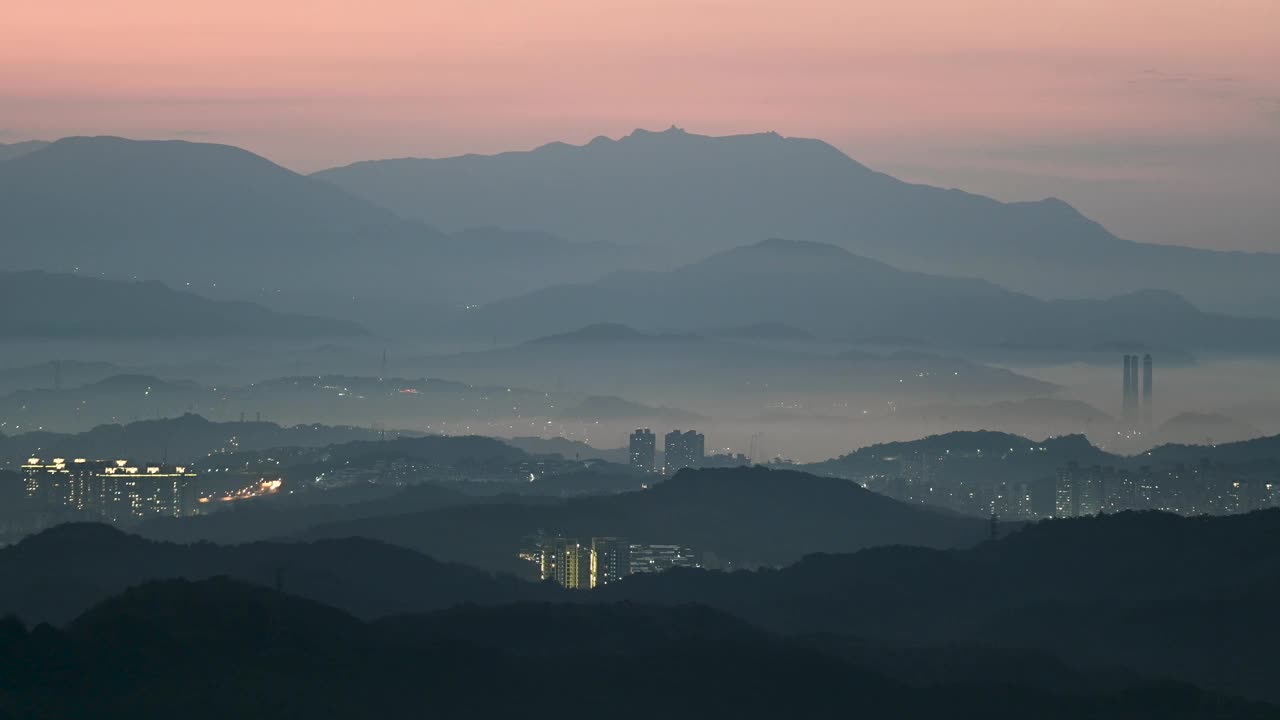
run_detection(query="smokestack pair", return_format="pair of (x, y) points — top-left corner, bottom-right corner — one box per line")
(1122, 354), (1153, 426)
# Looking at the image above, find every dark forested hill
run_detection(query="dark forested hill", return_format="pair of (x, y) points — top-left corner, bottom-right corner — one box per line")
(300, 466), (988, 573)
(0, 524), (558, 625)
(0, 577), (1271, 719)
(596, 509), (1280, 703)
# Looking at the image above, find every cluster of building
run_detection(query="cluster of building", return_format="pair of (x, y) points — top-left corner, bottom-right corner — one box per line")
(21, 456), (197, 523)
(1043, 461), (1280, 519)
(526, 536), (701, 589)
(628, 428), (706, 474)
(857, 444), (1280, 520)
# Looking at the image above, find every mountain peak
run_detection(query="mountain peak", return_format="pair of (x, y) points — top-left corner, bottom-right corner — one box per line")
(623, 125), (689, 140)
(748, 238), (852, 256)
(39, 135), (269, 167)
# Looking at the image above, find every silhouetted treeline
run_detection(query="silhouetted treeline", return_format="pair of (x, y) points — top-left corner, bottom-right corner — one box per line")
(0, 577), (1273, 719)
(596, 509), (1280, 703)
(0, 524), (560, 625)
(296, 466), (988, 573)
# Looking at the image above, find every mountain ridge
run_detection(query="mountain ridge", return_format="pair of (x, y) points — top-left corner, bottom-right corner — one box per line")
(0, 270), (364, 338)
(460, 238), (1280, 352)
(316, 127), (1280, 317)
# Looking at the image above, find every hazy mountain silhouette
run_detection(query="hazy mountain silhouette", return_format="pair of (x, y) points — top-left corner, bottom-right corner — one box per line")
(299, 466), (988, 574)
(416, 319), (1054, 406)
(557, 394), (704, 422)
(0, 140), (49, 162)
(0, 371), (590, 435)
(0, 137), (642, 311)
(7, 577), (1265, 719)
(501, 436), (628, 463)
(461, 239), (1280, 352)
(0, 360), (124, 394)
(0, 270), (363, 338)
(1145, 430), (1280, 464)
(806, 429), (1118, 479)
(1157, 412), (1263, 446)
(711, 322), (816, 341)
(0, 523), (559, 625)
(0, 413), (399, 467)
(913, 397), (1113, 434)
(317, 127), (1280, 317)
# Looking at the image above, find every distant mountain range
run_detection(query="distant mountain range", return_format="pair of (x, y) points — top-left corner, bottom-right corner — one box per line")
(0, 137), (642, 316)
(0, 360), (124, 395)
(1157, 412), (1263, 446)
(7, 134), (1280, 350)
(0, 270), (363, 338)
(805, 428), (1280, 481)
(0, 413), (405, 467)
(317, 126), (1280, 318)
(414, 320), (1054, 407)
(0, 370), (694, 435)
(0, 140), (48, 162)
(461, 239), (1280, 352)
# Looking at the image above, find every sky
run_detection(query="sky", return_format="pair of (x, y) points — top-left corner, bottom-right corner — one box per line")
(3, 0), (1277, 251)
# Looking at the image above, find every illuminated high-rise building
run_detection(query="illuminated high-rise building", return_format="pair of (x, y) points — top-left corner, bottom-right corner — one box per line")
(1011, 481), (1036, 519)
(1055, 463), (1078, 518)
(540, 538), (591, 589)
(1055, 463), (1105, 517)
(629, 429), (656, 473)
(590, 537), (631, 588)
(21, 457), (197, 522)
(1077, 466), (1104, 516)
(663, 430), (705, 473)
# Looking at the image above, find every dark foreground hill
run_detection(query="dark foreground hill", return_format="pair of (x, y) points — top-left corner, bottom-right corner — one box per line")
(0, 524), (558, 625)
(0, 577), (1271, 720)
(596, 509), (1280, 704)
(299, 466), (989, 574)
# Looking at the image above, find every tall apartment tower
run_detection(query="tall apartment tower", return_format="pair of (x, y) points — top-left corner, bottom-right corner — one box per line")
(589, 537), (632, 588)
(540, 538), (590, 590)
(629, 428), (656, 473)
(1142, 354), (1154, 427)
(1055, 463), (1077, 518)
(663, 429), (706, 473)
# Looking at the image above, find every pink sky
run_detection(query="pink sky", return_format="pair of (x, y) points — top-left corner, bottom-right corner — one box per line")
(3, 0), (1278, 249)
